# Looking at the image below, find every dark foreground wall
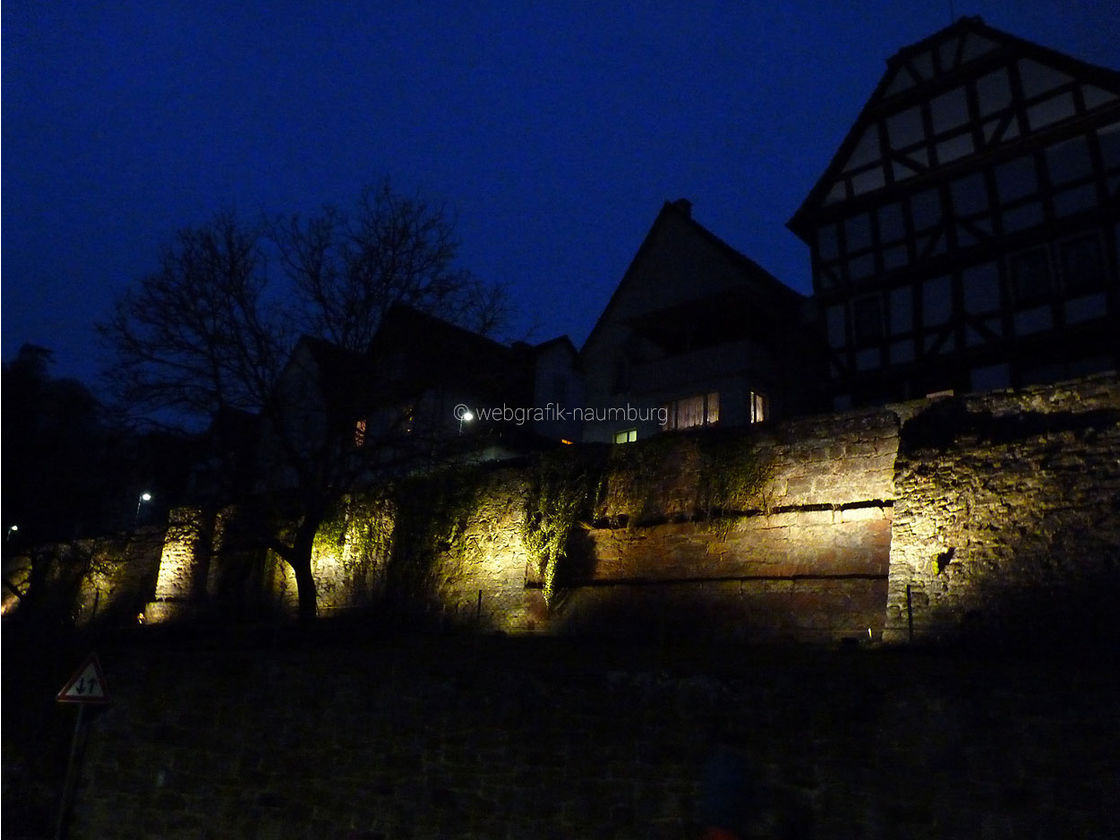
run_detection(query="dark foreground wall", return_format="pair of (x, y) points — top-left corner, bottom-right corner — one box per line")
(63, 632), (1120, 839)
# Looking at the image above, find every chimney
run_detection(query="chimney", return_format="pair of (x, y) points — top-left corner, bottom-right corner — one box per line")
(672, 198), (692, 217)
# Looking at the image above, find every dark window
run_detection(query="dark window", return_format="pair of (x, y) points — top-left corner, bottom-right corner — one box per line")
(1008, 247), (1051, 304)
(996, 155), (1038, 204)
(817, 223), (839, 261)
(911, 189), (942, 231)
(951, 173), (989, 215)
(1045, 137), (1094, 185)
(845, 212), (872, 253)
(1059, 234), (1107, 294)
(878, 202), (906, 243)
(852, 296), (884, 344)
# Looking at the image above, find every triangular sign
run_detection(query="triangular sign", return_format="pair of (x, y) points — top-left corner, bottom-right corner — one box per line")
(57, 653), (111, 704)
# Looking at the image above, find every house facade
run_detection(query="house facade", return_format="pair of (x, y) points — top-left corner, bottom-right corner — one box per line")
(789, 17), (1120, 409)
(581, 199), (819, 444)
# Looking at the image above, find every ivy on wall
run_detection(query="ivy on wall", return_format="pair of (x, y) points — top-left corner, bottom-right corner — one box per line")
(695, 428), (773, 520)
(521, 429), (772, 608)
(602, 434), (683, 527)
(387, 467), (488, 611)
(522, 446), (608, 608)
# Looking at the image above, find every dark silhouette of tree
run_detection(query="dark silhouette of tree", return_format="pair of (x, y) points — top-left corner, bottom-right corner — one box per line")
(2, 345), (107, 542)
(98, 181), (509, 622)
(273, 181), (507, 352)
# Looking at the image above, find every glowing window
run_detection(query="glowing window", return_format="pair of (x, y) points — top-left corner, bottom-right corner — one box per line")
(677, 395), (705, 429)
(706, 392), (720, 424)
(749, 392), (768, 424)
(614, 429), (637, 444)
(661, 392), (720, 431)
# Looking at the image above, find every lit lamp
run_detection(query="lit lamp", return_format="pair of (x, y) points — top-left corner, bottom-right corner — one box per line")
(135, 492), (152, 524)
(459, 409), (475, 435)
(5, 524), (17, 542)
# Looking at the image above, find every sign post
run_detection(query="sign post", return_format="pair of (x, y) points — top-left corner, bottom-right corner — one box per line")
(54, 653), (111, 840)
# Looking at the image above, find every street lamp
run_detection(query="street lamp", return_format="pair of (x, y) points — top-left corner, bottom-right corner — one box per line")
(5, 524), (18, 542)
(135, 492), (152, 524)
(459, 409), (474, 435)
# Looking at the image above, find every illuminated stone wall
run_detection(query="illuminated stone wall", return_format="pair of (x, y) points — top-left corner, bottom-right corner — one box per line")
(425, 471), (542, 632)
(3, 529), (162, 627)
(128, 372), (1120, 643)
(145, 507), (208, 622)
(311, 495), (396, 617)
(555, 410), (898, 641)
(885, 373), (1120, 644)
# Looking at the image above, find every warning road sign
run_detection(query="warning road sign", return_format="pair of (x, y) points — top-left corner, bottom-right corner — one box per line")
(57, 653), (111, 704)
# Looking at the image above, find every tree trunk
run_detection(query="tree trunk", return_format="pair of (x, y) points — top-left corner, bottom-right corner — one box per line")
(289, 514), (321, 624)
(292, 556), (318, 624)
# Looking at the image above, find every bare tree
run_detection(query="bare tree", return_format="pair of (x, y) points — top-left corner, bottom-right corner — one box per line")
(99, 183), (509, 621)
(273, 180), (507, 352)
(101, 211), (287, 421)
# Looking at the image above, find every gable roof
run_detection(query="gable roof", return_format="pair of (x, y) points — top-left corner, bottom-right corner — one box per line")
(582, 199), (804, 356)
(370, 303), (535, 403)
(788, 16), (1120, 238)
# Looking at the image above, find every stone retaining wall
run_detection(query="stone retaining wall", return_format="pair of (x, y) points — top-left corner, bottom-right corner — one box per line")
(885, 374), (1120, 644)
(15, 373), (1120, 647)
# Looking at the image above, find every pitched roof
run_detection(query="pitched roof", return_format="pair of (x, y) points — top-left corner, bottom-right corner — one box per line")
(582, 199), (804, 355)
(370, 303), (535, 403)
(788, 16), (1120, 238)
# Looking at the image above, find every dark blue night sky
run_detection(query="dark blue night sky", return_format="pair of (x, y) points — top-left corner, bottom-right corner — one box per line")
(3, 1), (1117, 388)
